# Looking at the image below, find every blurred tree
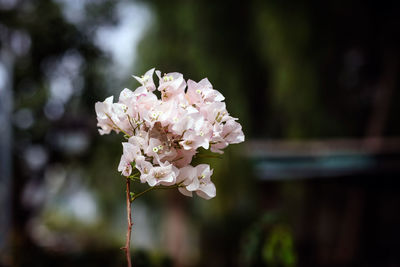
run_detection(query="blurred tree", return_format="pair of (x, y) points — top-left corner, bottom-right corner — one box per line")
(0, 0), (137, 265)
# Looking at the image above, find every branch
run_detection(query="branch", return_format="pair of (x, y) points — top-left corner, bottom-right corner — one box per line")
(131, 186), (156, 201)
(131, 184), (180, 201)
(121, 181), (181, 267)
(122, 179), (133, 267)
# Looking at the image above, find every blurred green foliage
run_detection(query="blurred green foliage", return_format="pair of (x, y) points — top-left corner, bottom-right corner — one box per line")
(239, 212), (297, 267)
(263, 225), (297, 267)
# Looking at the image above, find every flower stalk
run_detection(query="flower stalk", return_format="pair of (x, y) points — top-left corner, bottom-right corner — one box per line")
(123, 178), (133, 267)
(95, 68), (245, 267)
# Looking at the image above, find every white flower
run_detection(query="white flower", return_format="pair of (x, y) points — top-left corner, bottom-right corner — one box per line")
(118, 142), (143, 177)
(177, 164), (216, 199)
(95, 96), (115, 135)
(140, 161), (179, 187)
(176, 166), (196, 197)
(186, 78), (224, 106)
(96, 68), (245, 201)
(180, 129), (209, 150)
(156, 70), (186, 100)
(222, 119), (245, 144)
(132, 68), (156, 92)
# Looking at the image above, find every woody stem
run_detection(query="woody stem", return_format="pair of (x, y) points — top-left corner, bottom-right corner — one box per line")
(123, 179), (133, 267)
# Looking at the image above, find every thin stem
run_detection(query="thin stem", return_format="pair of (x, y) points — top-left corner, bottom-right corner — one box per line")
(123, 179), (133, 267)
(129, 175), (141, 182)
(157, 184), (180, 190)
(131, 186), (156, 201)
(127, 114), (137, 134)
(131, 184), (180, 201)
(121, 182), (181, 267)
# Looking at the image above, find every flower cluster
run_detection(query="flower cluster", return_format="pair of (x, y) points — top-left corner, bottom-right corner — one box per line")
(95, 68), (244, 199)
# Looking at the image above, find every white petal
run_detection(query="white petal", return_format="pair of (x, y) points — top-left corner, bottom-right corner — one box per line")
(178, 187), (193, 197)
(186, 177), (200, 191)
(197, 182), (216, 200)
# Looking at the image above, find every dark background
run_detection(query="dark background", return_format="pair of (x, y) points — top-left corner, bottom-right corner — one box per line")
(1, 0), (400, 266)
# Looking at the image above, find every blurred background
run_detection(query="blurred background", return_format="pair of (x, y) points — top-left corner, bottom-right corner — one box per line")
(1, 0), (400, 266)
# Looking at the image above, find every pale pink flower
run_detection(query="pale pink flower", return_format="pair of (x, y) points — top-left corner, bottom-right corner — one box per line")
(180, 129), (210, 150)
(144, 137), (177, 164)
(95, 96), (132, 135)
(178, 164), (216, 199)
(156, 70), (186, 101)
(192, 164), (216, 200)
(118, 142), (143, 176)
(155, 100), (179, 128)
(95, 96), (115, 135)
(210, 139), (228, 154)
(118, 88), (135, 106)
(135, 158), (153, 182)
(144, 138), (163, 158)
(140, 161), (179, 187)
(173, 148), (197, 168)
(128, 133), (148, 152)
(200, 101), (231, 124)
(171, 111), (203, 135)
(222, 119), (245, 144)
(132, 68), (156, 92)
(176, 166), (196, 197)
(97, 68), (245, 201)
(133, 88), (159, 117)
(186, 78), (224, 106)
